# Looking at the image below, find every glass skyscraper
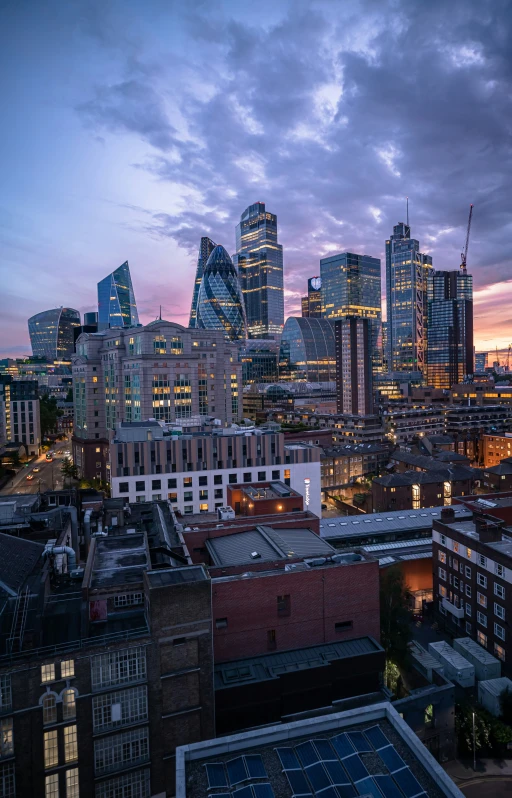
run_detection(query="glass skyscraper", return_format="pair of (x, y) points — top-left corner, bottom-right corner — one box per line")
(386, 223), (433, 374)
(196, 245), (247, 341)
(97, 261), (139, 329)
(28, 307), (81, 360)
(279, 317), (335, 382)
(301, 277), (322, 318)
(233, 202), (284, 338)
(320, 251), (382, 374)
(189, 237), (216, 328)
(427, 270), (473, 389)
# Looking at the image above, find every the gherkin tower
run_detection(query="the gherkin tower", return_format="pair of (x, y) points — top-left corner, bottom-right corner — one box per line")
(196, 245), (247, 341)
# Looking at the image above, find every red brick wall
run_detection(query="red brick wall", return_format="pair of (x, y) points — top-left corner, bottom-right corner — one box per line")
(212, 560), (380, 662)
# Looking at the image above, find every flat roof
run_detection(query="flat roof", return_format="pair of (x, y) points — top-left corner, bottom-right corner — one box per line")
(146, 566), (207, 587)
(319, 506), (472, 540)
(90, 533), (148, 589)
(215, 637), (383, 689)
(206, 526), (335, 567)
(177, 703), (462, 798)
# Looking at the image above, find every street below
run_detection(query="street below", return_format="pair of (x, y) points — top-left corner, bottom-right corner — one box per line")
(0, 439), (70, 496)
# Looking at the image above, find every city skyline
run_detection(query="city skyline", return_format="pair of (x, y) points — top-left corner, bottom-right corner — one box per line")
(1, 0), (512, 357)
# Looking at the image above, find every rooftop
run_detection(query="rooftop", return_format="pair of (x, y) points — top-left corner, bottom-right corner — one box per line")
(0, 532), (44, 596)
(90, 533), (148, 589)
(206, 526), (335, 567)
(319, 506), (472, 540)
(176, 702), (462, 798)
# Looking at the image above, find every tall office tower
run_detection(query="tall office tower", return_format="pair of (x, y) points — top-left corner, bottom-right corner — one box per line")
(189, 237), (216, 328)
(301, 277), (322, 318)
(28, 308), (81, 360)
(97, 260), (139, 329)
(386, 221), (433, 374)
(427, 270), (473, 389)
(0, 377), (41, 455)
(233, 202), (284, 338)
(475, 352), (488, 372)
(335, 318), (373, 415)
(320, 252), (382, 374)
(196, 245), (247, 341)
(84, 311), (98, 326)
(72, 320), (242, 481)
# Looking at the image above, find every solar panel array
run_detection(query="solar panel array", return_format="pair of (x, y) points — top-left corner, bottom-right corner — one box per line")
(275, 725), (427, 798)
(205, 755), (274, 798)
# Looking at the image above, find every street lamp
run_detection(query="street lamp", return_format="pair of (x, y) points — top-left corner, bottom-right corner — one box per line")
(472, 711), (476, 771)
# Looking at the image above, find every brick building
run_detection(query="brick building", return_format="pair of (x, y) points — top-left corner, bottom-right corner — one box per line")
(321, 443), (389, 491)
(372, 467), (477, 513)
(483, 433), (512, 467)
(432, 507), (512, 668)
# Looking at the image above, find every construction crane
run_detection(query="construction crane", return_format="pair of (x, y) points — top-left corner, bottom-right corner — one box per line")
(508, 344), (512, 372)
(460, 203), (474, 270)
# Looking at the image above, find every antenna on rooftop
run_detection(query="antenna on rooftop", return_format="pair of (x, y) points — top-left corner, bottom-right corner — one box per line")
(406, 196), (409, 227)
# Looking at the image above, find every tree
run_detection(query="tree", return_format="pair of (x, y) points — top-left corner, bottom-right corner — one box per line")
(65, 387), (73, 402)
(39, 395), (63, 439)
(60, 457), (78, 482)
(380, 566), (413, 666)
(455, 703), (491, 756)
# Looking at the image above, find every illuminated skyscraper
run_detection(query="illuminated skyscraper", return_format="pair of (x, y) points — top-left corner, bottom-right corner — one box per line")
(189, 237), (216, 328)
(233, 202), (284, 338)
(427, 270), (473, 389)
(335, 317), (373, 415)
(279, 317), (336, 382)
(320, 252), (382, 374)
(196, 245), (247, 341)
(386, 222), (433, 373)
(301, 277), (322, 318)
(97, 261), (139, 329)
(28, 307), (81, 360)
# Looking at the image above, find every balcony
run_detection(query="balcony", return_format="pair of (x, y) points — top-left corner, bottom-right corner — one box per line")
(442, 598), (464, 619)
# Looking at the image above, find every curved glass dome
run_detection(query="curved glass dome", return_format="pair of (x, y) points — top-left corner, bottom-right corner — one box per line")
(279, 317), (335, 382)
(196, 245), (247, 341)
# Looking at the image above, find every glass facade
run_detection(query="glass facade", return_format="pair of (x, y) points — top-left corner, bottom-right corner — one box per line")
(196, 245), (247, 341)
(386, 223), (433, 373)
(320, 252), (382, 374)
(427, 269), (473, 389)
(302, 277), (322, 318)
(28, 308), (81, 360)
(279, 317), (335, 382)
(233, 202), (284, 338)
(189, 237), (216, 328)
(97, 261), (139, 328)
(240, 340), (280, 385)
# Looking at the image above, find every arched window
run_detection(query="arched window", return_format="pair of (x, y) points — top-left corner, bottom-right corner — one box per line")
(42, 693), (57, 725)
(62, 688), (76, 720)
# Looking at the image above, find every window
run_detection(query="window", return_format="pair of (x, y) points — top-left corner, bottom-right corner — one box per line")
(96, 769), (150, 798)
(42, 664), (56, 683)
(184, 506), (193, 514)
(272, 470), (280, 480)
(214, 489), (223, 499)
(494, 603), (505, 620)
(114, 593), (143, 608)
(439, 585), (447, 598)
(424, 704), (434, 729)
(452, 542), (459, 553)
(228, 474), (237, 484)
(494, 643), (506, 662)
(64, 725), (78, 763)
(0, 676), (11, 713)
(92, 686), (147, 733)
(63, 689), (76, 720)
(61, 660), (75, 678)
(44, 729), (59, 768)
(466, 584), (472, 598)
(199, 503), (208, 513)
(466, 621), (472, 634)
(440, 534), (446, 546)
(453, 576), (459, 589)
(94, 727), (149, 775)
(45, 774), (59, 797)
(477, 592), (487, 608)
(478, 554), (487, 567)
(135, 481), (145, 492)
(477, 573), (487, 588)
(267, 630), (276, 650)
(258, 471), (266, 481)
(277, 595), (291, 617)
(151, 479), (161, 490)
(66, 767), (79, 798)
(466, 604), (472, 617)
(477, 611), (487, 628)
(495, 622), (506, 641)
(335, 621), (353, 632)
(453, 559), (458, 572)
(183, 477), (192, 487)
(91, 647), (146, 690)
(199, 476), (207, 486)
(168, 492), (177, 503)
(243, 472), (252, 483)
(465, 565), (471, 578)
(0, 719), (13, 758)
(118, 482), (129, 494)
(495, 563), (505, 578)
(495, 583), (505, 599)
(214, 475), (222, 485)
(168, 478), (177, 489)
(438, 567), (446, 581)
(43, 694), (57, 725)
(477, 631), (487, 648)
(199, 490), (208, 500)
(438, 551), (446, 564)
(183, 491), (193, 501)
(466, 548), (472, 559)
(215, 618), (228, 629)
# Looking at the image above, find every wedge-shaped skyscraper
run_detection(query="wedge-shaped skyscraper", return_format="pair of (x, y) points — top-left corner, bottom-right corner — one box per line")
(97, 260), (139, 328)
(196, 245), (247, 341)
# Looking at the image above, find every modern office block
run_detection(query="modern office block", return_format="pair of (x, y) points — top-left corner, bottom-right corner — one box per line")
(0, 377), (41, 455)
(28, 308), (81, 361)
(97, 260), (139, 329)
(427, 270), (473, 389)
(189, 237), (216, 328)
(335, 317), (373, 416)
(386, 222), (433, 373)
(196, 245), (247, 341)
(301, 276), (322, 318)
(233, 202), (284, 338)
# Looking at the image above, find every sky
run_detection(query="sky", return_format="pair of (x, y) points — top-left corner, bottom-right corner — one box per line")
(1, 0), (512, 359)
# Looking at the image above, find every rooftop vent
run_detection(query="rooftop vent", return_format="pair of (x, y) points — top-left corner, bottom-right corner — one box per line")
(250, 551), (261, 559)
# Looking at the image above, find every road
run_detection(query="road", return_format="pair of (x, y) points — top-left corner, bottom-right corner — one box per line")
(461, 778), (512, 797)
(0, 439), (71, 496)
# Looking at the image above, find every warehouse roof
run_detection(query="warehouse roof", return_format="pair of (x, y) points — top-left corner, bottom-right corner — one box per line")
(206, 525), (335, 566)
(319, 505), (472, 540)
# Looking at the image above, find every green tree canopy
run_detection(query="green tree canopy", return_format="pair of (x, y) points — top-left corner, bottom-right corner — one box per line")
(380, 566), (412, 666)
(40, 395), (63, 439)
